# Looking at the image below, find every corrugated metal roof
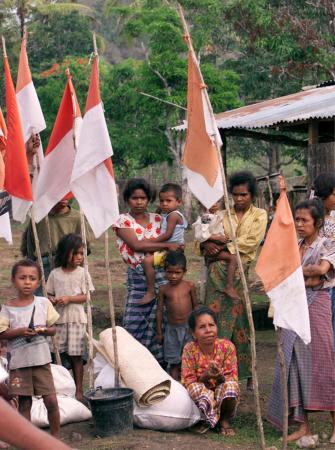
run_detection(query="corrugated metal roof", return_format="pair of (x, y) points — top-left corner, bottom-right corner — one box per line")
(175, 84), (335, 131)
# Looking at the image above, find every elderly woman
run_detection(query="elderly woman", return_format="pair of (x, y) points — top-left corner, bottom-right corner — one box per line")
(267, 199), (335, 443)
(113, 178), (180, 363)
(181, 306), (239, 435)
(314, 172), (335, 341)
(202, 171), (267, 387)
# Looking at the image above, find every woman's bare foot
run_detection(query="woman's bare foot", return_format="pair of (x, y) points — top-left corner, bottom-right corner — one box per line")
(223, 286), (239, 300)
(219, 419), (235, 436)
(246, 377), (253, 391)
(287, 422), (311, 442)
(139, 291), (155, 305)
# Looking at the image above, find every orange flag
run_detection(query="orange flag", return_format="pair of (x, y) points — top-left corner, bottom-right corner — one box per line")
(4, 55), (33, 222)
(255, 177), (310, 344)
(182, 44), (223, 209)
(0, 107), (7, 189)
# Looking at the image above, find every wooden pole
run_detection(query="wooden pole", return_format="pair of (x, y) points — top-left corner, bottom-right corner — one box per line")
(66, 68), (94, 389)
(1, 36), (7, 58)
(276, 328), (288, 449)
(92, 32), (121, 386)
(31, 209), (62, 365)
(177, 5), (266, 449)
(104, 231), (120, 387)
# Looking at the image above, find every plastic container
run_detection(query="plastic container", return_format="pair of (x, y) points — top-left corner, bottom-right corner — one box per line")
(85, 387), (134, 436)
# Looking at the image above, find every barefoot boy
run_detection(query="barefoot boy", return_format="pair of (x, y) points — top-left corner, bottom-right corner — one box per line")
(156, 251), (197, 380)
(140, 183), (187, 304)
(194, 200), (239, 300)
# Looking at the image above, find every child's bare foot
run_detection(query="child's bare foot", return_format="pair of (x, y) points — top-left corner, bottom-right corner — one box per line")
(223, 286), (239, 300)
(218, 419), (235, 436)
(75, 391), (84, 402)
(287, 423), (311, 442)
(139, 291), (156, 305)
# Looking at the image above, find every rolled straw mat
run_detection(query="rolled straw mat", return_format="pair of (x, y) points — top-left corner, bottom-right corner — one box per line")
(98, 327), (171, 406)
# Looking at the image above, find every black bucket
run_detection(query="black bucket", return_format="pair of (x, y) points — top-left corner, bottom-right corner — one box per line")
(85, 387), (134, 436)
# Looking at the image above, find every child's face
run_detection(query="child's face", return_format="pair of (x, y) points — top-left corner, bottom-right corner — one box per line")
(69, 247), (84, 267)
(12, 266), (40, 296)
(208, 200), (222, 214)
(165, 264), (185, 285)
(159, 191), (181, 214)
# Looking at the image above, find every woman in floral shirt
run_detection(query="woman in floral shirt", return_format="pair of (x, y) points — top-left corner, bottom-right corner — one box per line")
(113, 178), (181, 363)
(181, 306), (239, 435)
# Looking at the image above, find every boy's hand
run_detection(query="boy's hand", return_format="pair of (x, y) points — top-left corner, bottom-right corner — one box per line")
(167, 243), (184, 252)
(22, 327), (37, 338)
(48, 295), (57, 305)
(56, 296), (70, 306)
(155, 333), (164, 344)
(34, 326), (47, 335)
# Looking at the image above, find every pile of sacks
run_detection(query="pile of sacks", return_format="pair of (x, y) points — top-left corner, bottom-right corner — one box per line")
(93, 326), (200, 431)
(31, 364), (91, 427)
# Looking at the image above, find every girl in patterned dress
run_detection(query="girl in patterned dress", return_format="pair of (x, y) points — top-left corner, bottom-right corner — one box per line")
(47, 234), (94, 401)
(181, 306), (239, 435)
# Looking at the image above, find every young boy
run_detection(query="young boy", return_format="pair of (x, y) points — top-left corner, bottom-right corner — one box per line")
(193, 199), (239, 300)
(0, 260), (61, 437)
(141, 183), (188, 304)
(156, 251), (197, 380)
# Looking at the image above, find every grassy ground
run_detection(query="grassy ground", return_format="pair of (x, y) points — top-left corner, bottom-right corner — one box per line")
(1, 225), (335, 449)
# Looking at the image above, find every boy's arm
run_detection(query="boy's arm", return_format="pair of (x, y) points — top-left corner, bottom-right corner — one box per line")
(156, 287), (165, 343)
(0, 328), (37, 340)
(150, 212), (182, 243)
(36, 325), (56, 336)
(189, 282), (197, 309)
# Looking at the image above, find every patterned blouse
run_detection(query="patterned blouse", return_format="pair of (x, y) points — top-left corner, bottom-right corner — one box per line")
(320, 216), (335, 239)
(113, 212), (162, 268)
(181, 338), (238, 390)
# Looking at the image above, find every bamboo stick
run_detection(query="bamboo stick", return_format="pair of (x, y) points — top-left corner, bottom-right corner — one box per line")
(104, 231), (120, 387)
(276, 328), (288, 449)
(177, 5), (266, 449)
(31, 210), (61, 365)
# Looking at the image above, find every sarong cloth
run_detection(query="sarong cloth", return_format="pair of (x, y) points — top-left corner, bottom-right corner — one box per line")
(123, 265), (167, 363)
(205, 260), (251, 379)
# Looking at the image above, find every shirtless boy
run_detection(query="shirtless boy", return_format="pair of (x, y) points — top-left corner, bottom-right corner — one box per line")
(156, 251), (197, 380)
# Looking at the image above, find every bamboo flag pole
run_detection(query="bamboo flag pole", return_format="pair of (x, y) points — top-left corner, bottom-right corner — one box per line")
(177, 6), (266, 449)
(66, 68), (94, 389)
(276, 328), (288, 449)
(92, 32), (121, 387)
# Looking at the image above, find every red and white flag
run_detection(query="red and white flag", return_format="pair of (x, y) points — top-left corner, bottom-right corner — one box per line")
(0, 107), (7, 189)
(255, 177), (310, 344)
(4, 54), (33, 222)
(16, 33), (46, 142)
(182, 43), (223, 209)
(34, 71), (82, 223)
(70, 56), (119, 237)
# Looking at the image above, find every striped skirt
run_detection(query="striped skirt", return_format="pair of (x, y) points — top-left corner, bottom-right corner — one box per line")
(123, 265), (167, 363)
(188, 381), (239, 428)
(268, 289), (335, 430)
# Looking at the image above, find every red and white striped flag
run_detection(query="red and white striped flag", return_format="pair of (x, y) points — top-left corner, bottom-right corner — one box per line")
(4, 53), (33, 222)
(255, 177), (310, 344)
(70, 55), (119, 237)
(34, 71), (82, 223)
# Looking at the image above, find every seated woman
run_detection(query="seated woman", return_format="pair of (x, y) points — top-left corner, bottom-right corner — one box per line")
(113, 178), (181, 363)
(267, 198), (335, 443)
(181, 306), (239, 435)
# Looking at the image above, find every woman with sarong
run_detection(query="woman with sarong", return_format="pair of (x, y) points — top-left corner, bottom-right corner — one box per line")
(267, 198), (335, 443)
(113, 178), (181, 363)
(201, 171), (267, 387)
(181, 306), (239, 435)
(313, 172), (335, 343)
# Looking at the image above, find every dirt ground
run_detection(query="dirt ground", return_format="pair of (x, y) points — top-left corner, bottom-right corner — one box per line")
(1, 225), (335, 449)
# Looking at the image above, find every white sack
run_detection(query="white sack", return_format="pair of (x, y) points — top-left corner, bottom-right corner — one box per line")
(31, 396), (91, 427)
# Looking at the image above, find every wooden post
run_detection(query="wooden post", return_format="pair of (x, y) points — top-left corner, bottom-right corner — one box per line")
(177, 5), (266, 449)
(276, 328), (288, 449)
(104, 231), (120, 387)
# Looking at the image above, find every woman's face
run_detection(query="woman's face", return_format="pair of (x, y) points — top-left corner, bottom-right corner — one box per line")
(192, 314), (218, 346)
(232, 183), (252, 211)
(295, 208), (318, 238)
(128, 189), (149, 214)
(323, 188), (335, 212)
